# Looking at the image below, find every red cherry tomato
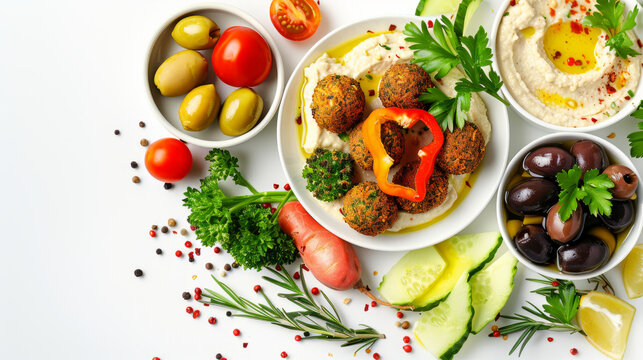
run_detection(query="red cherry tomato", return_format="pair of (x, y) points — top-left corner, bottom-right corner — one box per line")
(144, 138), (192, 182)
(212, 26), (273, 87)
(269, 0), (321, 41)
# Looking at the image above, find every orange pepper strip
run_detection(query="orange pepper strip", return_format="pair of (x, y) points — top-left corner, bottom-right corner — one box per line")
(362, 108), (444, 202)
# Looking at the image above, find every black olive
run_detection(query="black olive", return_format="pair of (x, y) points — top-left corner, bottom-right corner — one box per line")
(515, 225), (557, 264)
(545, 203), (584, 243)
(603, 165), (638, 199)
(571, 140), (608, 174)
(599, 199), (634, 233)
(505, 178), (559, 215)
(523, 146), (574, 178)
(557, 236), (609, 273)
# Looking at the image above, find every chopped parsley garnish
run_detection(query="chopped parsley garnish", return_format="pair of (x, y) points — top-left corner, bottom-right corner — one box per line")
(379, 44), (392, 50)
(583, 0), (640, 58)
(364, 73), (373, 80)
(556, 165), (614, 221)
(338, 132), (349, 141)
(628, 89), (635, 97)
(628, 100), (643, 157)
(404, 0), (508, 131)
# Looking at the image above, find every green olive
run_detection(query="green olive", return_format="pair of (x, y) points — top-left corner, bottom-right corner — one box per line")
(171, 15), (220, 50)
(154, 50), (208, 97)
(179, 84), (221, 131)
(219, 88), (263, 136)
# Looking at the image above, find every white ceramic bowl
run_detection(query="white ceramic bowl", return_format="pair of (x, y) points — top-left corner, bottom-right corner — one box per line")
(277, 16), (510, 251)
(145, 3), (284, 148)
(496, 132), (642, 280)
(490, 0), (643, 132)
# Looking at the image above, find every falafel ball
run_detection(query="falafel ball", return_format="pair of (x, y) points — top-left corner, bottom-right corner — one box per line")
(392, 161), (449, 214)
(311, 74), (365, 133)
(349, 121), (405, 170)
(342, 181), (397, 236)
(437, 122), (486, 175)
(379, 63), (434, 109)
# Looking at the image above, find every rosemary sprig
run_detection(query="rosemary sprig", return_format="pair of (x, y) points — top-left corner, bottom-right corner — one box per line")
(199, 265), (385, 354)
(494, 275), (615, 356)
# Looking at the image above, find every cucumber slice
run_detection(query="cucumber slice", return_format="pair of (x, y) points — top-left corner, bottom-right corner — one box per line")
(414, 0), (482, 33)
(414, 273), (473, 360)
(470, 251), (518, 334)
(412, 232), (502, 311)
(378, 246), (447, 306)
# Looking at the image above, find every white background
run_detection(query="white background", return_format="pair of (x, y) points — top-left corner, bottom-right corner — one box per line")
(0, 0), (641, 359)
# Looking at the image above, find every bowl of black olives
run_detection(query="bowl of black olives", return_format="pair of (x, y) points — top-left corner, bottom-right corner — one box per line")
(497, 133), (642, 280)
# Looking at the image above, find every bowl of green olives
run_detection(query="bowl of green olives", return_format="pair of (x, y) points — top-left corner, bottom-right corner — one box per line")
(497, 132), (642, 280)
(145, 3), (284, 148)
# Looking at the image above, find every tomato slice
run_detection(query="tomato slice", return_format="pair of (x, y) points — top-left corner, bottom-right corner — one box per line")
(269, 0), (321, 41)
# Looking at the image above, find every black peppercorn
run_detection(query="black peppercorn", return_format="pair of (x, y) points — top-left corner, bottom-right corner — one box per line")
(226, 311), (232, 317)
(223, 264), (232, 271)
(130, 161), (138, 169)
(164, 183), (173, 190)
(205, 263), (213, 270)
(231, 261), (239, 269)
(134, 269), (143, 277)
(151, 225), (158, 230)
(161, 226), (169, 233)
(182, 292), (191, 300)
(114, 129), (120, 135)
(139, 121), (146, 128)
(155, 248), (162, 255)
(189, 257), (195, 263)
(303, 331), (310, 337)
(216, 354), (222, 359)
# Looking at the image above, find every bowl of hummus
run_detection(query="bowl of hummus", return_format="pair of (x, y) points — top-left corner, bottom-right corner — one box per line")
(491, 0), (643, 130)
(277, 16), (510, 251)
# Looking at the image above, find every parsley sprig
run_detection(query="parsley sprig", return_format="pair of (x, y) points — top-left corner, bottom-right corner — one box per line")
(496, 275), (615, 356)
(199, 265), (385, 353)
(556, 165), (614, 221)
(628, 101), (643, 157)
(404, 0), (508, 131)
(183, 149), (297, 270)
(583, 0), (640, 58)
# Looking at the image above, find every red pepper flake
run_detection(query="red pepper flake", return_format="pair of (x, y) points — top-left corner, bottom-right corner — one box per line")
(339, 207), (344, 215)
(465, 181), (472, 188)
(403, 336), (411, 343)
(203, 303), (209, 307)
(194, 293), (201, 301)
(591, 117), (598, 123)
(273, 183), (279, 189)
(243, 343), (248, 348)
(571, 21), (583, 34)
(373, 354), (381, 360)
(371, 301), (377, 307)
(185, 241), (192, 248)
(389, 24), (397, 31)
(186, 306), (193, 314)
(295, 116), (302, 125)
(284, 183), (291, 191)
(253, 285), (262, 292)
(294, 335), (302, 342)
(625, 95), (631, 100)
(368, 89), (375, 96)
(584, 27), (589, 34)
(609, 72), (617, 82)
(192, 310), (200, 319)
(427, 20), (434, 28)
(403, 345), (413, 353)
(399, 46), (405, 49)
(280, 352), (288, 358)
(575, 59), (582, 66)
(172, 230), (177, 234)
(580, 5), (586, 11)
(570, 9), (577, 15)
(397, 311), (404, 319)
(149, 230), (157, 238)
(571, 0), (578, 7)
(276, 265), (282, 271)
(553, 51), (562, 59)
(301, 264), (309, 272)
(510, 0), (516, 6)
(550, 8), (556, 16)
(153, 357), (160, 360)
(364, 304), (369, 312)
(395, 54), (400, 59)
(188, 251), (194, 258)
(190, 225), (196, 231)
(214, 247), (221, 254)
(599, 98), (604, 104)
(570, 348), (578, 355)
(262, 202), (270, 208)
(547, 337), (554, 342)
(195, 287), (202, 295)
(493, 331), (501, 337)
(195, 248), (201, 256)
(567, 57), (576, 66)
(552, 281), (560, 287)
(233, 329), (241, 336)
(175, 250), (183, 257)
(586, 60), (590, 64)
(367, 30), (374, 33)
(606, 84), (617, 94)
(638, 39), (643, 48)
(293, 271), (300, 280)
(311, 287), (319, 295)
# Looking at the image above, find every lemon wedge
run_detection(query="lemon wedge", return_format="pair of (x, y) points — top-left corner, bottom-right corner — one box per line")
(623, 245), (643, 299)
(577, 291), (636, 360)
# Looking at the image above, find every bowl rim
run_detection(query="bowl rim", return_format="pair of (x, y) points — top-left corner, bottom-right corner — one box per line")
(489, 0), (643, 132)
(144, 2), (285, 148)
(277, 14), (511, 251)
(495, 132), (643, 280)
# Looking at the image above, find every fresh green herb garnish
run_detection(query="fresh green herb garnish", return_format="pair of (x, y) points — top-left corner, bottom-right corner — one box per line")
(628, 101), (643, 157)
(379, 43), (392, 50)
(183, 149), (297, 270)
(200, 266), (385, 353)
(582, 0), (640, 58)
(496, 275), (614, 356)
(628, 89), (635, 97)
(404, 0), (507, 131)
(338, 132), (349, 141)
(556, 165), (614, 221)
(364, 73), (373, 80)
(302, 148), (353, 201)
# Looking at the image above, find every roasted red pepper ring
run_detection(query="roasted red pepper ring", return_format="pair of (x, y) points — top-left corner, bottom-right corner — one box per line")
(362, 108), (444, 202)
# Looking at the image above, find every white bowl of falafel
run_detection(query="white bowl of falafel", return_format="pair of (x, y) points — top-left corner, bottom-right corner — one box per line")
(277, 16), (510, 251)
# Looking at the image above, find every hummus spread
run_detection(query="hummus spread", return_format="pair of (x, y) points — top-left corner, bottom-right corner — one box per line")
(497, 0), (642, 127)
(299, 31), (491, 232)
